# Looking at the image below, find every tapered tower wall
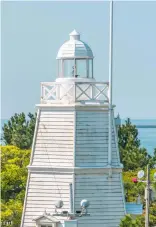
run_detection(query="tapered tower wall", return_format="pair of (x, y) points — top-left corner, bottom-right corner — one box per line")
(21, 106), (125, 227)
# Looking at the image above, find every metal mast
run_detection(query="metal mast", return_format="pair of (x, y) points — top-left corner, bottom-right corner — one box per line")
(108, 0), (113, 166)
(145, 165), (150, 227)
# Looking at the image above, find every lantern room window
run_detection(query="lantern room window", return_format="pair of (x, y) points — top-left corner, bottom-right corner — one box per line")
(58, 58), (93, 78)
(76, 59), (87, 78)
(63, 59), (75, 78)
(89, 59), (93, 78)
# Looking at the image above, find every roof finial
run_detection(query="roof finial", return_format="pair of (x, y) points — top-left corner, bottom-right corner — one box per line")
(69, 29), (80, 40)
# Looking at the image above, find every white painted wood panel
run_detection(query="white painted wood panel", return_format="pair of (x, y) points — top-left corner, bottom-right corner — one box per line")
(34, 148), (73, 151)
(25, 204), (69, 209)
(76, 144), (116, 148)
(32, 162), (73, 167)
(76, 133), (114, 137)
(36, 136), (73, 141)
(76, 119), (109, 123)
(29, 185), (70, 190)
(71, 224), (119, 227)
(37, 132), (73, 136)
(40, 111), (74, 115)
(75, 174), (120, 180)
(29, 181), (72, 186)
(22, 110), (75, 226)
(76, 137), (109, 141)
(75, 111), (120, 167)
(79, 213), (125, 219)
(75, 200), (124, 206)
(30, 173), (72, 178)
(28, 189), (69, 193)
(35, 140), (73, 144)
(35, 144), (73, 148)
(22, 172), (72, 227)
(76, 160), (118, 164)
(39, 118), (74, 122)
(39, 121), (74, 126)
(75, 147), (116, 152)
(38, 126), (73, 130)
(22, 108), (123, 227)
(75, 173), (125, 227)
(32, 158), (73, 162)
(31, 110), (74, 167)
(75, 152), (117, 157)
(77, 122), (109, 126)
(33, 154), (73, 158)
(76, 111), (108, 116)
(27, 193), (70, 198)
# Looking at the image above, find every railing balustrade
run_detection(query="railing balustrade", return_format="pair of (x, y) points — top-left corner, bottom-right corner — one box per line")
(40, 81), (109, 104)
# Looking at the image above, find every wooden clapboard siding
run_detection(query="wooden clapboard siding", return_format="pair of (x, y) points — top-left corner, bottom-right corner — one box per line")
(22, 107), (124, 227)
(32, 110), (74, 167)
(23, 173), (72, 227)
(75, 173), (125, 227)
(75, 111), (119, 167)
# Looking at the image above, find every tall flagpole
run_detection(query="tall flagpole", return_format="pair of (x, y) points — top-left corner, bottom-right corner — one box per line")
(108, 0), (113, 167)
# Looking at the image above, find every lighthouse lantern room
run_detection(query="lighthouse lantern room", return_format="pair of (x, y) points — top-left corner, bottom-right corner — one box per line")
(21, 30), (126, 227)
(56, 30), (93, 79)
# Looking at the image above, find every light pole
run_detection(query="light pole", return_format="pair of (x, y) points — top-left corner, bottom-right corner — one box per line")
(133, 166), (156, 227)
(145, 165), (150, 227)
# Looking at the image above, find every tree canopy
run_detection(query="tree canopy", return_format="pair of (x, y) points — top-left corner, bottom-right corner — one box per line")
(2, 112), (36, 149)
(1, 146), (31, 227)
(118, 118), (156, 171)
(119, 119), (156, 226)
(120, 214), (144, 227)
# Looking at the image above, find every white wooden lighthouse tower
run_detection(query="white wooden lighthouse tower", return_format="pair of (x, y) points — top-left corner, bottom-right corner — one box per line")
(21, 30), (125, 227)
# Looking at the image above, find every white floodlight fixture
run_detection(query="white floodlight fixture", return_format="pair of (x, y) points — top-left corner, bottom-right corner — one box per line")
(55, 200), (64, 209)
(79, 199), (90, 217)
(80, 199), (90, 208)
(137, 170), (145, 179)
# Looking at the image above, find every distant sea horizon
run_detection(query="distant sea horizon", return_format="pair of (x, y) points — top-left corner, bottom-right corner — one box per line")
(1, 118), (156, 156)
(121, 119), (156, 156)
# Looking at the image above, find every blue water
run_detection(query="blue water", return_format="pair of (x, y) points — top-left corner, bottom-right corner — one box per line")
(1, 119), (156, 155)
(122, 119), (156, 156)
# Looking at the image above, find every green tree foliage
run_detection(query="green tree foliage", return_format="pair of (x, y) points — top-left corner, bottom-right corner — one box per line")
(120, 211), (156, 227)
(1, 146), (31, 226)
(118, 118), (140, 149)
(1, 200), (23, 227)
(149, 148), (156, 167)
(2, 112), (36, 149)
(149, 202), (156, 226)
(122, 171), (156, 227)
(120, 214), (143, 227)
(119, 121), (156, 226)
(118, 118), (156, 171)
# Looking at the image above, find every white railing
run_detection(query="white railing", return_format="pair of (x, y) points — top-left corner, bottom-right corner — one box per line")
(41, 82), (109, 104)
